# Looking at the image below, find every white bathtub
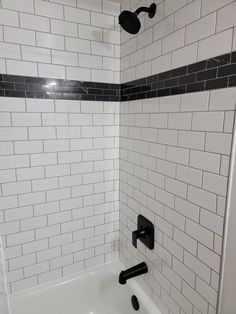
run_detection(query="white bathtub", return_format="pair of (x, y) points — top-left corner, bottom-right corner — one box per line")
(9, 261), (161, 314)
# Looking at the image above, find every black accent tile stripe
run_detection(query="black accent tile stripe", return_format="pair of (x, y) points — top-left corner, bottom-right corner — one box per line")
(0, 75), (120, 102)
(121, 51), (236, 101)
(0, 51), (235, 102)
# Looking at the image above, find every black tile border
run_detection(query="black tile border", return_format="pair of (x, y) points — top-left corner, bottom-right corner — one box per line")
(0, 75), (121, 102)
(121, 51), (236, 101)
(0, 51), (235, 102)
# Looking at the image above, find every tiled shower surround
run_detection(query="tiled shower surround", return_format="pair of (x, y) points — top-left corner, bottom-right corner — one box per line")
(0, 0), (120, 83)
(0, 1), (236, 314)
(0, 97), (120, 293)
(119, 87), (236, 314)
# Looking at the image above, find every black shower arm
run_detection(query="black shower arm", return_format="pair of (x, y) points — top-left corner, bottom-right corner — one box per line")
(135, 6), (153, 16)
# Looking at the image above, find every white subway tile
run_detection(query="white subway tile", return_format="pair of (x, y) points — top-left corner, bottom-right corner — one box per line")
(151, 54), (171, 75)
(0, 155), (29, 170)
(34, 201), (60, 216)
(175, 196), (199, 222)
(188, 185), (217, 212)
(11, 277), (37, 293)
(43, 113), (68, 126)
(30, 152), (57, 166)
(174, 228), (197, 255)
(16, 167), (44, 181)
(55, 100), (80, 113)
(200, 209), (224, 235)
(203, 172), (227, 197)
(36, 225), (60, 240)
(22, 239), (48, 255)
(162, 28), (185, 54)
(186, 219), (214, 248)
(65, 6), (90, 24)
(47, 188), (71, 202)
(79, 54), (102, 69)
(209, 88), (236, 111)
(46, 164), (70, 178)
(21, 216), (47, 231)
(12, 113), (41, 126)
(198, 244), (221, 273)
(174, 0), (201, 30)
(51, 19), (77, 37)
(164, 0), (187, 16)
(186, 13), (216, 44)
(29, 127), (56, 140)
(57, 127), (81, 139)
(201, 0), (233, 16)
(35, 0), (63, 19)
(198, 28), (233, 61)
(18, 191), (45, 206)
(172, 43), (198, 68)
(6, 60), (38, 77)
(2, 181), (31, 196)
(190, 150), (220, 174)
(52, 50), (78, 66)
(91, 41), (114, 57)
(66, 66), (91, 81)
(38, 63), (65, 79)
(20, 13), (50, 32)
(91, 12), (114, 30)
(2, 0), (34, 13)
(21, 46), (51, 63)
(4, 26), (36, 45)
(182, 282), (208, 313)
(0, 8), (19, 27)
(0, 169), (16, 184)
(176, 165), (202, 187)
(26, 99), (54, 113)
(7, 230), (34, 246)
(36, 32), (65, 50)
(44, 139), (69, 152)
(184, 250), (211, 283)
(192, 112), (224, 132)
(32, 178), (58, 192)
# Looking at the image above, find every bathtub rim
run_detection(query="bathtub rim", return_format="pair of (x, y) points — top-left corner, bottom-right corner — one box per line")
(9, 260), (161, 314)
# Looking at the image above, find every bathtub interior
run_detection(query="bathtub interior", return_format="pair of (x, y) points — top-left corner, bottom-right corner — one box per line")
(9, 261), (160, 314)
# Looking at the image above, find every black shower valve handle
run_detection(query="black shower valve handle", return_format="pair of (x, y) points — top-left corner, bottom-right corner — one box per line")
(132, 227), (148, 248)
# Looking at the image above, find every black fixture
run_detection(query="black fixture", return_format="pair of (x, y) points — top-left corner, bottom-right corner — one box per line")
(132, 215), (154, 250)
(118, 3), (157, 34)
(119, 262), (148, 285)
(131, 295), (140, 311)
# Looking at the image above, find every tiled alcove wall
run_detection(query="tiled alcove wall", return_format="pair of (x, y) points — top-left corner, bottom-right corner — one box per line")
(119, 0), (236, 314)
(0, 0), (121, 293)
(0, 0), (120, 83)
(121, 0), (236, 82)
(119, 88), (236, 314)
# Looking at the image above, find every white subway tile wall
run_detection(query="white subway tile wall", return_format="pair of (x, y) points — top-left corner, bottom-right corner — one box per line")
(0, 97), (120, 293)
(120, 0), (236, 82)
(0, 0), (121, 83)
(119, 87), (236, 314)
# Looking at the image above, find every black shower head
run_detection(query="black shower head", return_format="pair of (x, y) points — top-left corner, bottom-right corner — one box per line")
(118, 3), (157, 35)
(118, 10), (141, 35)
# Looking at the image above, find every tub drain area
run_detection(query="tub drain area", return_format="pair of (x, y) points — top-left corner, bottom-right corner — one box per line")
(131, 295), (139, 311)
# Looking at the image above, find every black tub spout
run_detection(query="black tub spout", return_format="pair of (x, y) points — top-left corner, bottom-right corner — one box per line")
(119, 262), (148, 285)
